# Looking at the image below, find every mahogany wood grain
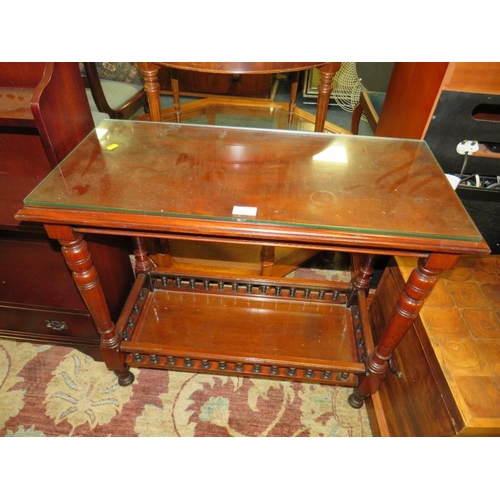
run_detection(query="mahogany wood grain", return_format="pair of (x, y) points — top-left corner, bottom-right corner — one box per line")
(0, 235), (87, 310)
(352, 254), (378, 294)
(124, 287), (358, 369)
(132, 236), (153, 274)
(16, 205), (490, 257)
(375, 62), (450, 139)
(0, 89), (36, 127)
(0, 62), (46, 87)
(32, 63), (95, 167)
(260, 245), (275, 276)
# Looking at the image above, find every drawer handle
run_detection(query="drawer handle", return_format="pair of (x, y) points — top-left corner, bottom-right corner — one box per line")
(45, 320), (68, 331)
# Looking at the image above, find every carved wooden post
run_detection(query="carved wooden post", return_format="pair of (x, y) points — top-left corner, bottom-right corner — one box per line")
(260, 245), (275, 276)
(132, 236), (154, 274)
(348, 253), (460, 408)
(137, 62), (162, 122)
(44, 224), (134, 386)
(347, 254), (377, 308)
(315, 63), (341, 132)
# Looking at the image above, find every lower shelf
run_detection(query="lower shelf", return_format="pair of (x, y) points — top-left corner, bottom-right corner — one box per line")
(119, 271), (371, 386)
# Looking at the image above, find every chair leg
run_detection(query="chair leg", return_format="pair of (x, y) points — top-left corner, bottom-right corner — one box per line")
(351, 102), (363, 135)
(169, 68), (182, 123)
(288, 72), (300, 126)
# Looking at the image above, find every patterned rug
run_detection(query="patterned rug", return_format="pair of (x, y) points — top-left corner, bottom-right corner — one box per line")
(0, 338), (371, 437)
(1, 252), (372, 437)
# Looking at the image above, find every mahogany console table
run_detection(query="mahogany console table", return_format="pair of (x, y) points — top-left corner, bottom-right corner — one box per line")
(16, 120), (490, 408)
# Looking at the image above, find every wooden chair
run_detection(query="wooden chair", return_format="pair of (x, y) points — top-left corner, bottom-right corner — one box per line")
(135, 62), (346, 277)
(83, 62), (147, 121)
(351, 89), (386, 135)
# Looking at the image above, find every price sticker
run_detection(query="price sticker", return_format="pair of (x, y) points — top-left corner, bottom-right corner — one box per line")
(232, 206), (257, 216)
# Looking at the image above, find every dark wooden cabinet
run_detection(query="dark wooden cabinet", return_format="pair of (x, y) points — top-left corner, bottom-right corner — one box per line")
(0, 62), (134, 359)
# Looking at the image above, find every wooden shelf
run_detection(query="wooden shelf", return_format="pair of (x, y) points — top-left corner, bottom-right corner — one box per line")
(0, 88), (35, 127)
(119, 271), (368, 385)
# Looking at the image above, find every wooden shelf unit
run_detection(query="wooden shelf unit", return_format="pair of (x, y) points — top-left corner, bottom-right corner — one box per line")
(118, 270), (369, 386)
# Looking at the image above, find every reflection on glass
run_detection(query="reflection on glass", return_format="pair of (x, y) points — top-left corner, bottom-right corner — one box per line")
(313, 145), (347, 163)
(95, 127), (108, 140)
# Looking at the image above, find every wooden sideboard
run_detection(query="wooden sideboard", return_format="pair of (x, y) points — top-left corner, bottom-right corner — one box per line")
(0, 63), (134, 359)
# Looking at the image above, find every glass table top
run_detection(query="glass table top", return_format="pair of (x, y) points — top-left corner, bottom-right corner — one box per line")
(24, 119), (485, 243)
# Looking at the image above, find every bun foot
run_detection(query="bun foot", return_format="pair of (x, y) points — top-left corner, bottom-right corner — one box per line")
(117, 370), (135, 386)
(348, 392), (365, 409)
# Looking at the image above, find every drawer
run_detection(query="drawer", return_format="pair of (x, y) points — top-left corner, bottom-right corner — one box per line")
(0, 303), (99, 340)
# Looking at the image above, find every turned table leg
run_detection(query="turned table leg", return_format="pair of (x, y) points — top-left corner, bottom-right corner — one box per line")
(132, 236), (154, 274)
(260, 245), (275, 276)
(44, 225), (134, 386)
(348, 253), (460, 408)
(137, 62), (162, 122)
(315, 63), (341, 132)
(348, 253), (377, 307)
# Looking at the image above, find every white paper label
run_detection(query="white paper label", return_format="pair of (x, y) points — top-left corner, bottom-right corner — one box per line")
(232, 206), (257, 216)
